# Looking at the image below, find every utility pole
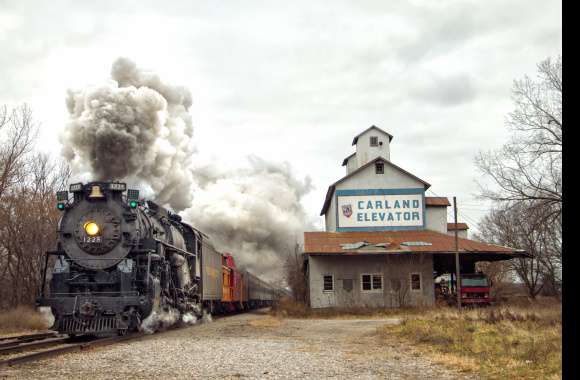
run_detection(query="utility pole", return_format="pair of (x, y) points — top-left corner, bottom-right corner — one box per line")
(454, 196), (462, 311)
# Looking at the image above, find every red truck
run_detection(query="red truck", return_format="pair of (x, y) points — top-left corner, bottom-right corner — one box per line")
(459, 273), (491, 306)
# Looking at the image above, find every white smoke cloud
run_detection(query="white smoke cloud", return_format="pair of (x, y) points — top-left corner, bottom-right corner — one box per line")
(61, 58), (315, 282)
(181, 156), (314, 282)
(139, 308), (181, 334)
(61, 57), (194, 211)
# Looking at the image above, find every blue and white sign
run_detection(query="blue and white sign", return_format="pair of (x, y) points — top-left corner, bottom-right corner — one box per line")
(336, 189), (425, 231)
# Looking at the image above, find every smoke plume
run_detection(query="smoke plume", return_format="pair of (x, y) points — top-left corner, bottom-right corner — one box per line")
(182, 156), (314, 282)
(61, 58), (315, 282)
(61, 57), (194, 211)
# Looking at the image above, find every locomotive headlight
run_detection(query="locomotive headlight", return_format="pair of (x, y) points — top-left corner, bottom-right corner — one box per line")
(84, 221), (100, 236)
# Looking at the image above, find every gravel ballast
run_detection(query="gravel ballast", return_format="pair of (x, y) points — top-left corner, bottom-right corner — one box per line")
(0, 309), (476, 379)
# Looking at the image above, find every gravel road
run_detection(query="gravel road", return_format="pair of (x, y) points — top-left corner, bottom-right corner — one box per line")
(0, 309), (476, 380)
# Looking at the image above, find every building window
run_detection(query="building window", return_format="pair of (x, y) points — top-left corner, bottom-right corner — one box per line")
(410, 273), (422, 291)
(375, 162), (384, 174)
(323, 275), (334, 292)
(370, 136), (378, 147)
(361, 274), (383, 292)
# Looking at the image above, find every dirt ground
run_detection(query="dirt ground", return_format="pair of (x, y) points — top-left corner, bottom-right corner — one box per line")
(0, 309), (476, 379)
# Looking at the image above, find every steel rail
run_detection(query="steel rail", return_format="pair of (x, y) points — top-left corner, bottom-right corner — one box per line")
(0, 333), (144, 368)
(0, 332), (58, 343)
(0, 336), (72, 354)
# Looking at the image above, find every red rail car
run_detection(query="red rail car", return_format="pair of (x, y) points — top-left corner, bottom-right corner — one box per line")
(219, 252), (274, 313)
(221, 253), (243, 312)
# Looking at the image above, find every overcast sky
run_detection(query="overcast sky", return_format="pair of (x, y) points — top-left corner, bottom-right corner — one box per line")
(0, 0), (561, 233)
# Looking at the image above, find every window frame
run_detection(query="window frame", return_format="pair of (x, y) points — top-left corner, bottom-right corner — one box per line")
(370, 136), (379, 147)
(361, 273), (383, 293)
(375, 162), (384, 174)
(410, 272), (422, 292)
(322, 274), (334, 293)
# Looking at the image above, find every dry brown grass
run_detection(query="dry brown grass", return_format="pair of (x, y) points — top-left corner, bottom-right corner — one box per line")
(0, 306), (50, 335)
(380, 301), (562, 380)
(248, 316), (284, 328)
(273, 298), (561, 379)
(271, 297), (421, 319)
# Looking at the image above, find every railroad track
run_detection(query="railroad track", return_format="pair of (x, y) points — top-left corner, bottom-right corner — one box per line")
(0, 332), (59, 344)
(0, 333), (144, 368)
(0, 309), (260, 368)
(0, 335), (70, 355)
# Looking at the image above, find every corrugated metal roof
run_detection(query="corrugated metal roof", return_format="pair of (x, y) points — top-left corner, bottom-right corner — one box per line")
(352, 125), (394, 145)
(303, 230), (526, 256)
(447, 222), (469, 230)
(425, 197), (451, 207)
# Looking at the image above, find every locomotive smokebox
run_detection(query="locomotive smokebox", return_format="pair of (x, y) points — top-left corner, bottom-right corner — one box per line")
(58, 182), (137, 270)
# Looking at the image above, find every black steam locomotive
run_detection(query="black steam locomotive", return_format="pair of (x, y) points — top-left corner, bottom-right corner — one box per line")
(38, 181), (275, 336)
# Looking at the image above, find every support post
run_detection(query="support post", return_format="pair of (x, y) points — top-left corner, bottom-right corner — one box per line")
(454, 196), (462, 311)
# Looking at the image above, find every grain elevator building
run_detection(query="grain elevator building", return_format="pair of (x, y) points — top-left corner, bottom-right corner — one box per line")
(304, 126), (526, 309)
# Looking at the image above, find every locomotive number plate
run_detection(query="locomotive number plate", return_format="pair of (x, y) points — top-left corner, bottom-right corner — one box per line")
(83, 236), (102, 243)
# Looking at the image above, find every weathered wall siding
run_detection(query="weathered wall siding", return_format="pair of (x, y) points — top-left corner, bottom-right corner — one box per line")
(308, 254), (434, 309)
(346, 156), (357, 174)
(325, 197), (337, 232)
(425, 207), (447, 234)
(339, 162), (422, 191)
(355, 129), (391, 168)
(447, 230), (468, 239)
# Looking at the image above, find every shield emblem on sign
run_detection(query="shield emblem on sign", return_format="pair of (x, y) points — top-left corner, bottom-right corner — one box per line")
(342, 204), (353, 218)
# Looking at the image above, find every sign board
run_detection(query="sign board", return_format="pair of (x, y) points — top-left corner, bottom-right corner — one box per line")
(336, 189), (424, 231)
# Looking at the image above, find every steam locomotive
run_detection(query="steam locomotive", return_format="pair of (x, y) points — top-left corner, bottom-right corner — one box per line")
(38, 181), (276, 336)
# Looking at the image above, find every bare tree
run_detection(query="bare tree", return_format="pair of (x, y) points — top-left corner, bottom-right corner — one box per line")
(475, 55), (562, 220)
(476, 202), (560, 299)
(474, 55), (562, 299)
(284, 242), (308, 304)
(0, 104), (69, 308)
(0, 104), (37, 201)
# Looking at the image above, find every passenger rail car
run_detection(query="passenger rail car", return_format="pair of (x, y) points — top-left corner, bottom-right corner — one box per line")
(38, 181), (276, 336)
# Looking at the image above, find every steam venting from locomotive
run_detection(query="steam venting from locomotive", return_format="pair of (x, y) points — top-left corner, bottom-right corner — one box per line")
(183, 157), (313, 281)
(61, 58), (313, 282)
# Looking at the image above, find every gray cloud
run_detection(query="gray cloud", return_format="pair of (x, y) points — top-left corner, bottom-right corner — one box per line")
(410, 73), (477, 107)
(0, 0), (562, 237)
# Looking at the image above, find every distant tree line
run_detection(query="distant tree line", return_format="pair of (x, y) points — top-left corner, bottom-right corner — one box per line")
(0, 104), (69, 308)
(475, 55), (562, 299)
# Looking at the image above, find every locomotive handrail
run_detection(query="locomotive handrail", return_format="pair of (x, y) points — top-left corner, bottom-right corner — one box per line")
(49, 291), (140, 296)
(153, 239), (196, 257)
